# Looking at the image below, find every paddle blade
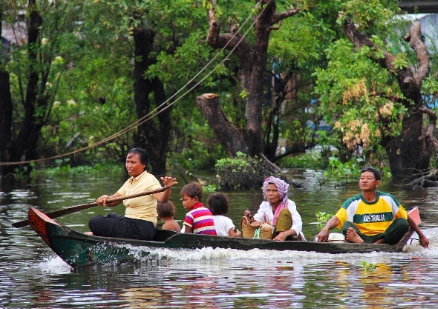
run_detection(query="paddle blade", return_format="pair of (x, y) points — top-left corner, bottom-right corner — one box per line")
(408, 207), (421, 225)
(12, 219), (30, 228)
(12, 202), (97, 228)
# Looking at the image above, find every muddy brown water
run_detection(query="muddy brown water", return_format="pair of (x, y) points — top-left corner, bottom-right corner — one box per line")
(1, 169), (438, 308)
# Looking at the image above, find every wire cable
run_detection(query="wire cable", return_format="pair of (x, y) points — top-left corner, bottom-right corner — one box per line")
(0, 0), (272, 166)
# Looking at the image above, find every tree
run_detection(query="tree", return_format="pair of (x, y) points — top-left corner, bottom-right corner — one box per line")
(77, 0), (220, 174)
(196, 93), (247, 157)
(0, 3), (13, 173)
(0, 0), (218, 175)
(204, 0), (301, 157)
(0, 0), (72, 175)
(314, 0), (438, 183)
(196, 0), (347, 164)
(63, 0), (175, 175)
(131, 21), (171, 176)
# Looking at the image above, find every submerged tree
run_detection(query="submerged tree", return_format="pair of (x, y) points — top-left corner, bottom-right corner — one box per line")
(203, 0), (301, 157)
(0, 0), (216, 176)
(80, 0), (223, 174)
(315, 0), (438, 183)
(197, 0), (346, 165)
(0, 1), (74, 175)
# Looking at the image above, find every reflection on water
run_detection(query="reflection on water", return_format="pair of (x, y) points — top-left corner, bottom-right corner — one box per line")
(1, 170), (438, 308)
(24, 239), (438, 308)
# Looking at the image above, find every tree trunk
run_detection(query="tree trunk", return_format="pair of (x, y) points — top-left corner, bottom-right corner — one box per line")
(0, 71), (13, 175)
(205, 0), (300, 158)
(132, 27), (171, 176)
(343, 20), (434, 183)
(196, 93), (248, 157)
(0, 9), (13, 173)
(385, 108), (425, 182)
(0, 1), (45, 176)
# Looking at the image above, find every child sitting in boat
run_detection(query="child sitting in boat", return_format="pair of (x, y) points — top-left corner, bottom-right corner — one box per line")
(207, 192), (241, 237)
(157, 201), (181, 233)
(180, 182), (217, 235)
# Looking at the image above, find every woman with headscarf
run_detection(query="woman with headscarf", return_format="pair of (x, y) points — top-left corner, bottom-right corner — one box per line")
(250, 176), (305, 241)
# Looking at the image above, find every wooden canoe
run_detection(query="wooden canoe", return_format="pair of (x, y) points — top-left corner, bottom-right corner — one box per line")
(28, 206), (420, 268)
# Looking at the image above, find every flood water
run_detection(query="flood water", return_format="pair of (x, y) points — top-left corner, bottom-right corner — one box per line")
(1, 169), (438, 308)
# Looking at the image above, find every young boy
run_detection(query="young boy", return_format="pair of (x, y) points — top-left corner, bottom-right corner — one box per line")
(180, 182), (217, 235)
(207, 192), (241, 237)
(157, 201), (181, 233)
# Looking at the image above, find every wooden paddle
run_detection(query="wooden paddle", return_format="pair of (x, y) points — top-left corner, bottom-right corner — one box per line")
(12, 186), (169, 228)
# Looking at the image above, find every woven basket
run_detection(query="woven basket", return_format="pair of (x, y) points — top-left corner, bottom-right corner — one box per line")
(259, 223), (273, 239)
(241, 216), (256, 238)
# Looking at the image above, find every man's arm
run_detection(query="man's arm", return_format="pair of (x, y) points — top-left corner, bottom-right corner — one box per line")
(407, 215), (429, 248)
(316, 216), (341, 242)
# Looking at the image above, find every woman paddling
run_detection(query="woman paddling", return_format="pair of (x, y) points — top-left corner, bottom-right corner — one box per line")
(250, 176), (306, 241)
(86, 147), (178, 240)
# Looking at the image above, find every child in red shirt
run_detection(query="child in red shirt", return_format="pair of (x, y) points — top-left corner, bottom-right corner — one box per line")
(180, 183), (217, 235)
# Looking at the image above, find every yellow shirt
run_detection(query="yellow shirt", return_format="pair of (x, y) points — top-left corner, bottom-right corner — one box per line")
(117, 171), (162, 224)
(335, 191), (408, 236)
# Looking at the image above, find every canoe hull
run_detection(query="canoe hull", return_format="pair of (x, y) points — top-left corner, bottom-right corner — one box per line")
(28, 207), (416, 267)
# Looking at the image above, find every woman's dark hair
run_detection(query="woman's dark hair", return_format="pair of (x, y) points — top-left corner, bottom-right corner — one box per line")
(180, 182), (203, 201)
(207, 192), (229, 216)
(157, 201), (176, 218)
(360, 167), (380, 181)
(127, 147), (149, 168)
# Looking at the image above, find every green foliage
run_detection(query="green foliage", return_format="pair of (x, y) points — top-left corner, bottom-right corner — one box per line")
(263, 1), (342, 154)
(269, 8), (337, 68)
(313, 0), (437, 181)
(314, 36), (408, 154)
(325, 156), (363, 182)
(315, 211), (332, 224)
(215, 152), (282, 190)
(338, 0), (399, 33)
(393, 54), (409, 70)
(30, 162), (124, 178)
(277, 152), (324, 169)
(202, 184), (218, 193)
(12, 165), (32, 180)
(168, 121), (226, 170)
(361, 261), (377, 272)
(5, 1), (84, 148)
(239, 90), (250, 99)
(3, 0), (436, 182)
(422, 75), (438, 97)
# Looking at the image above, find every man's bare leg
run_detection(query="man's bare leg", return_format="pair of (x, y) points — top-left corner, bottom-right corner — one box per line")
(373, 238), (385, 244)
(345, 227), (364, 243)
